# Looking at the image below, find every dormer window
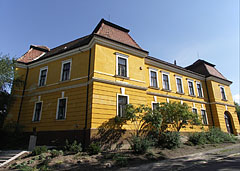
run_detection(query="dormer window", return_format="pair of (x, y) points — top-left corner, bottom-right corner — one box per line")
(39, 67), (48, 86)
(116, 53), (129, 78)
(61, 59), (72, 81)
(220, 86), (227, 100)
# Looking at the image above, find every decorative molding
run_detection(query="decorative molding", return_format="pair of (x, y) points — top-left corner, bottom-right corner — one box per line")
(206, 76), (232, 86)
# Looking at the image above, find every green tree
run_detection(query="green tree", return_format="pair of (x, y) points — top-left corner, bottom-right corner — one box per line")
(235, 102), (240, 124)
(159, 102), (201, 132)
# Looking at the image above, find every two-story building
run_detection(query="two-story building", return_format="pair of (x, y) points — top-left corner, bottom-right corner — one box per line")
(8, 19), (240, 145)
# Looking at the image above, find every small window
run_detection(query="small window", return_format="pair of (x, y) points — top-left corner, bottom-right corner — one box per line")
(188, 80), (195, 96)
(61, 60), (71, 81)
(176, 77), (183, 93)
(39, 67), (48, 86)
(196, 82), (203, 97)
(57, 98), (67, 120)
(117, 95), (128, 117)
(162, 74), (170, 90)
(201, 110), (208, 125)
(192, 108), (197, 115)
(152, 102), (159, 111)
(220, 86), (227, 100)
(150, 70), (158, 88)
(33, 102), (42, 122)
(116, 53), (128, 77)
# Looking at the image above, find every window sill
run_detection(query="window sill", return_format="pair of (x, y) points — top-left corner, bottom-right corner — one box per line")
(115, 75), (130, 80)
(149, 86), (160, 90)
(162, 88), (171, 92)
(176, 92), (184, 95)
(32, 121), (40, 123)
(221, 99), (228, 102)
(60, 79), (71, 83)
(189, 95), (196, 97)
(197, 96), (204, 99)
(56, 119), (66, 121)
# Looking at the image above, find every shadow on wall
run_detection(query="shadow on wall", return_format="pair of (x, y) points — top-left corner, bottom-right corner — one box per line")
(95, 117), (126, 151)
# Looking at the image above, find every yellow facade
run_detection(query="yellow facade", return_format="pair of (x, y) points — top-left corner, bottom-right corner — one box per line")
(8, 20), (240, 145)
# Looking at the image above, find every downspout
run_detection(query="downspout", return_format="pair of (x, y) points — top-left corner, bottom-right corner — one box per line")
(17, 66), (29, 125)
(205, 78), (215, 126)
(83, 48), (92, 149)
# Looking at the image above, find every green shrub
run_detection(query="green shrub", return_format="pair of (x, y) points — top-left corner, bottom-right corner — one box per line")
(64, 140), (82, 154)
(128, 136), (153, 154)
(113, 153), (128, 167)
(87, 142), (101, 155)
(188, 132), (207, 145)
(50, 149), (64, 157)
(158, 131), (181, 149)
(32, 146), (48, 156)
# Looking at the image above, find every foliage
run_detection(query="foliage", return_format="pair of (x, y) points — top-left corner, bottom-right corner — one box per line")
(32, 146), (48, 156)
(158, 131), (181, 149)
(64, 140), (82, 154)
(113, 153), (128, 167)
(15, 163), (37, 171)
(188, 132), (207, 145)
(50, 149), (64, 157)
(235, 102), (240, 124)
(128, 135), (153, 154)
(87, 142), (101, 155)
(159, 102), (201, 132)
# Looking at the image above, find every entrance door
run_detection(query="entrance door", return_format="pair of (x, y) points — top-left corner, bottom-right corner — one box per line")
(224, 112), (233, 134)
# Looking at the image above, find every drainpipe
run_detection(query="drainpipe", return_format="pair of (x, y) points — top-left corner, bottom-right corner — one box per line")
(205, 78), (215, 126)
(83, 48), (92, 150)
(17, 66), (29, 125)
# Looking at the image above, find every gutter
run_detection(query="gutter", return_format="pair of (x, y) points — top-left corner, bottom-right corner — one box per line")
(17, 67), (29, 126)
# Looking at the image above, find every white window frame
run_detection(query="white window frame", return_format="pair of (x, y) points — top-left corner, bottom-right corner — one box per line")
(149, 68), (159, 88)
(38, 66), (48, 87)
(161, 71), (171, 90)
(60, 59), (72, 81)
(219, 85), (227, 100)
(175, 75), (184, 94)
(32, 101), (43, 122)
(56, 97), (68, 120)
(196, 81), (204, 98)
(116, 53), (129, 77)
(200, 109), (208, 125)
(187, 79), (195, 96)
(116, 93), (129, 117)
(151, 101), (159, 110)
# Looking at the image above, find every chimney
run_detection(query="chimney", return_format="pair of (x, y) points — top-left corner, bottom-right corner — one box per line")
(174, 60), (177, 65)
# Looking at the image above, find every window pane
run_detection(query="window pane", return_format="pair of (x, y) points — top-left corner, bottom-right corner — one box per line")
(150, 71), (157, 87)
(39, 69), (47, 86)
(152, 103), (158, 110)
(197, 83), (203, 97)
(163, 74), (169, 90)
(118, 96), (127, 117)
(118, 57), (127, 77)
(188, 81), (194, 95)
(192, 108), (197, 114)
(176, 78), (183, 93)
(33, 102), (42, 121)
(201, 110), (208, 125)
(58, 99), (66, 120)
(220, 87), (226, 100)
(62, 63), (70, 81)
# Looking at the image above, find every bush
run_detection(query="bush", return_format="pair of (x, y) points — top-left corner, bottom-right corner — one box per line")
(158, 131), (181, 149)
(188, 132), (207, 145)
(113, 153), (128, 167)
(64, 140), (82, 154)
(50, 149), (63, 157)
(87, 142), (101, 155)
(128, 136), (153, 154)
(32, 146), (48, 156)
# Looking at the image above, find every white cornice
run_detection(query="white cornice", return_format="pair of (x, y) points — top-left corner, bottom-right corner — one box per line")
(206, 76), (232, 86)
(145, 59), (205, 81)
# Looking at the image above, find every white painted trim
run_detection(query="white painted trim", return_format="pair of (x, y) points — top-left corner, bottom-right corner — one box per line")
(187, 79), (195, 96)
(200, 109), (208, 125)
(196, 81), (204, 98)
(56, 97), (68, 120)
(116, 93), (129, 117)
(161, 71), (171, 90)
(60, 59), (72, 81)
(219, 85), (227, 100)
(116, 53), (129, 77)
(38, 66), (48, 87)
(175, 75), (184, 93)
(149, 68), (159, 88)
(151, 101), (159, 110)
(95, 70), (115, 77)
(32, 101), (43, 122)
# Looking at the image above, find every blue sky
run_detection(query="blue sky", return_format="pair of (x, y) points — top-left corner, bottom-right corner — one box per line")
(0, 0), (239, 102)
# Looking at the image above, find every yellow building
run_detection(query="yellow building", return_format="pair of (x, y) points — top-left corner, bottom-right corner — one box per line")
(8, 19), (240, 145)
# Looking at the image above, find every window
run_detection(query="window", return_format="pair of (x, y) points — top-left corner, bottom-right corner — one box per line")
(33, 102), (42, 122)
(162, 73), (170, 90)
(201, 110), (208, 125)
(152, 102), (159, 111)
(175, 76), (183, 93)
(188, 80), (195, 96)
(117, 95), (128, 117)
(196, 82), (203, 98)
(150, 70), (158, 88)
(56, 98), (67, 120)
(220, 86), (227, 100)
(61, 60), (71, 81)
(38, 67), (48, 86)
(116, 53), (128, 77)
(192, 108), (197, 115)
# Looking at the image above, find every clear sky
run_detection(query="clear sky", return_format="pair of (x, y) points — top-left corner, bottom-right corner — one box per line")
(0, 0), (239, 102)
